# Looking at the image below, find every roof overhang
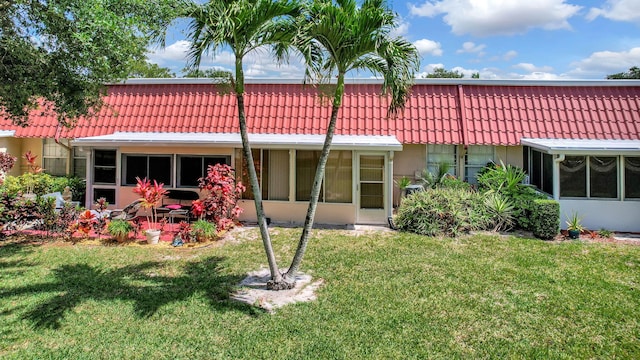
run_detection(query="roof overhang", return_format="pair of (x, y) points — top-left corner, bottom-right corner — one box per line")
(72, 132), (403, 151)
(0, 130), (16, 138)
(521, 138), (640, 156)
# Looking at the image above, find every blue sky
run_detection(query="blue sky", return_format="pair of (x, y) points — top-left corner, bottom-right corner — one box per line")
(148, 0), (640, 79)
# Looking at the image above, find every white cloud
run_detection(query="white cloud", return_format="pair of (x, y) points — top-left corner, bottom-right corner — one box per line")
(409, 0), (582, 36)
(587, 0), (640, 23)
(503, 50), (518, 61)
(413, 39), (443, 56)
(147, 40), (191, 65)
(513, 63), (554, 73)
(456, 41), (486, 54)
(146, 40), (306, 78)
(568, 47), (640, 78)
(390, 18), (410, 37)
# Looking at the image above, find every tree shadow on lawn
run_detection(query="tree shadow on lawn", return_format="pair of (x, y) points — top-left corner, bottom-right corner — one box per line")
(1, 256), (263, 329)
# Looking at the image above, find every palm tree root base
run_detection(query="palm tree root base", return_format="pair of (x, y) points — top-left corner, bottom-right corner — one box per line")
(266, 279), (297, 291)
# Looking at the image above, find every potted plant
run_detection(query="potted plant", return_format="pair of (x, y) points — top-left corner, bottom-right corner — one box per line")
(107, 219), (134, 243)
(190, 219), (217, 242)
(565, 212), (584, 239)
(133, 177), (168, 244)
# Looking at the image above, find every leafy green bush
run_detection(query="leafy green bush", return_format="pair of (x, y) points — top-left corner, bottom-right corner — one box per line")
(477, 161), (546, 230)
(531, 199), (560, 240)
(484, 192), (515, 232)
(419, 161), (452, 189)
(191, 219), (217, 242)
(1, 174), (85, 201)
(439, 175), (472, 190)
(394, 187), (489, 237)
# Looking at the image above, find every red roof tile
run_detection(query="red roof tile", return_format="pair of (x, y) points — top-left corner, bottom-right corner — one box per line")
(1, 81), (638, 146)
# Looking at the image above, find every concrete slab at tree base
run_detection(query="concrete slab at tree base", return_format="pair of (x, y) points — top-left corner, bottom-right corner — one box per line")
(231, 269), (323, 312)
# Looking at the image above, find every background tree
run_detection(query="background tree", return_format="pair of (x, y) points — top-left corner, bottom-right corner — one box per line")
(183, 68), (232, 78)
(278, 0), (419, 288)
(129, 59), (176, 78)
(421, 67), (464, 78)
(606, 66), (640, 79)
(178, 0), (301, 288)
(0, 0), (175, 126)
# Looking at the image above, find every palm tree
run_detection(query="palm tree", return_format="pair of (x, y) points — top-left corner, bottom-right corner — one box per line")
(180, 0), (301, 287)
(277, 0), (419, 288)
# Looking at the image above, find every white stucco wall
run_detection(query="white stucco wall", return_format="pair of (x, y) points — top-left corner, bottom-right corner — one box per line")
(560, 199), (640, 233)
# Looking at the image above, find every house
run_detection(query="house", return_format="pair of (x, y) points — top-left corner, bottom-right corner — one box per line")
(0, 78), (639, 231)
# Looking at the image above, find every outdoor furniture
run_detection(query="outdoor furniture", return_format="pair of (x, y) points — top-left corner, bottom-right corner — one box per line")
(42, 192), (66, 210)
(168, 209), (189, 224)
(109, 199), (143, 221)
(158, 189), (199, 222)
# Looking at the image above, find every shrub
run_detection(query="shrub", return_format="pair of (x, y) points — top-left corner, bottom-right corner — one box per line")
(531, 199), (560, 240)
(484, 192), (515, 232)
(192, 163), (245, 231)
(439, 175), (472, 190)
(418, 161), (452, 189)
(107, 220), (134, 242)
(1, 173), (86, 199)
(477, 161), (546, 230)
(190, 219), (217, 242)
(394, 187), (489, 237)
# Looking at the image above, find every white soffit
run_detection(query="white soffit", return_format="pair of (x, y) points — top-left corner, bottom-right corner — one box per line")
(72, 132), (403, 151)
(0, 130), (16, 138)
(521, 138), (640, 156)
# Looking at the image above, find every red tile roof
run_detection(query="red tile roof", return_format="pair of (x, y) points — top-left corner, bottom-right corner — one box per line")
(1, 80), (638, 146)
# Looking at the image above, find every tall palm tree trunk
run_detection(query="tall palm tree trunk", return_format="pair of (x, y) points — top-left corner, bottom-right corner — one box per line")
(234, 62), (284, 286)
(283, 76), (345, 284)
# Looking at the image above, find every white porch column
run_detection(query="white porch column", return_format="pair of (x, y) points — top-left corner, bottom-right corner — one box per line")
(553, 154), (565, 200)
(387, 151), (395, 220)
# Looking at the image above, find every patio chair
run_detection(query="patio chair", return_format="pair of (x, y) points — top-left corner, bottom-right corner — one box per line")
(108, 199), (143, 221)
(42, 192), (66, 211)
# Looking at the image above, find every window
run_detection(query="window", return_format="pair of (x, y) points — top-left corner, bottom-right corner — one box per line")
(93, 150), (117, 184)
(590, 156), (617, 198)
(73, 147), (88, 178)
(296, 150), (352, 203)
(625, 157), (640, 199)
(238, 149), (290, 201)
(465, 145), (494, 184)
(42, 139), (67, 176)
(560, 156), (619, 199)
(560, 156), (587, 197)
(122, 154), (171, 186)
(94, 188), (116, 205)
(178, 155), (230, 187)
(527, 149), (554, 194)
(427, 144), (456, 176)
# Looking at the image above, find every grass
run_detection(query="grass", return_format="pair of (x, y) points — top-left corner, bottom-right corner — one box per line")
(1, 228), (639, 359)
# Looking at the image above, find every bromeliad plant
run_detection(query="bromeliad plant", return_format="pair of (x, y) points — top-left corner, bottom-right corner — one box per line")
(133, 177), (168, 232)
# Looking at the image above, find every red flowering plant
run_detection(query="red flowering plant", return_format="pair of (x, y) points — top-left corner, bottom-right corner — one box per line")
(133, 177), (168, 232)
(21, 150), (43, 195)
(71, 210), (96, 239)
(0, 152), (16, 185)
(192, 164), (245, 231)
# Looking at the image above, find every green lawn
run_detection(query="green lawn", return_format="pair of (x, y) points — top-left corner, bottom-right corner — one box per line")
(1, 228), (639, 359)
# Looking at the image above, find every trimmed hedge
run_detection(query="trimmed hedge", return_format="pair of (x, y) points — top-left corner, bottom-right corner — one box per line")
(394, 187), (489, 237)
(531, 199), (560, 240)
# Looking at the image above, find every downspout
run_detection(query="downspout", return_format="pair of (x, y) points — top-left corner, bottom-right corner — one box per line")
(388, 151), (394, 221)
(553, 154), (565, 200)
(457, 84), (470, 177)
